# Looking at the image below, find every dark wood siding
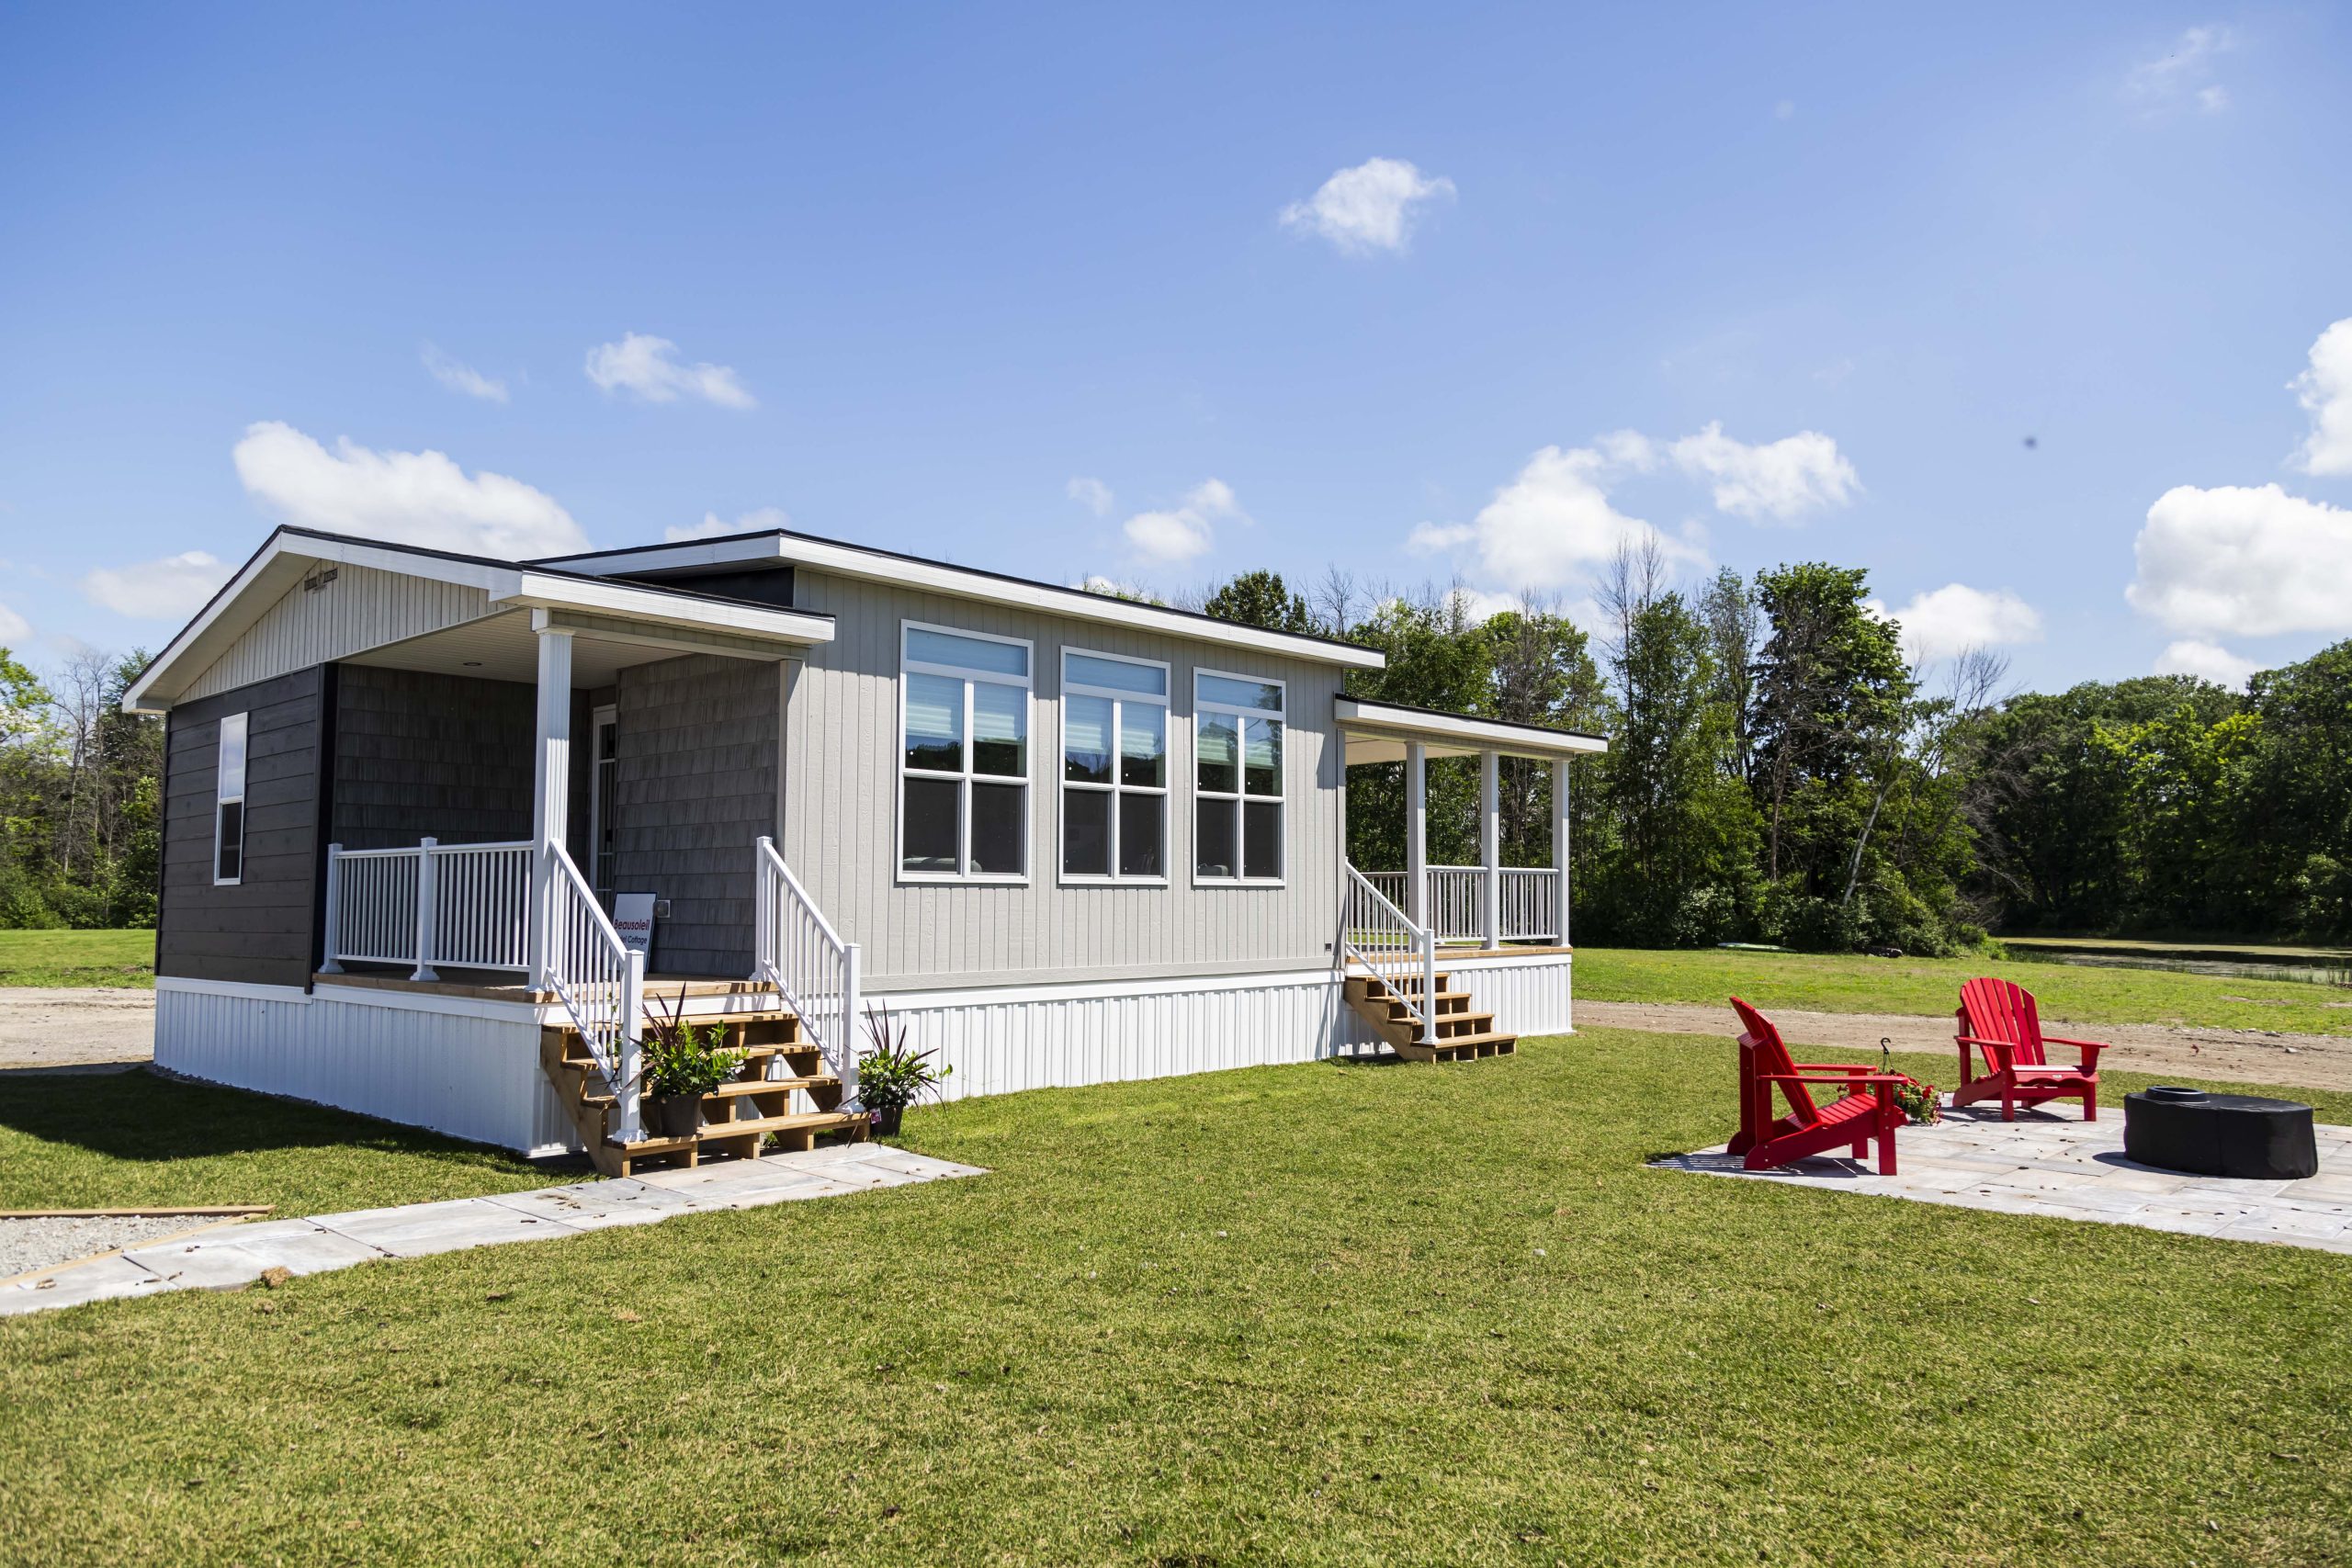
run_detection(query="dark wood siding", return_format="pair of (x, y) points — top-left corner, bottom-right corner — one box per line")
(613, 654), (778, 976)
(158, 669), (325, 987)
(330, 666), (536, 850)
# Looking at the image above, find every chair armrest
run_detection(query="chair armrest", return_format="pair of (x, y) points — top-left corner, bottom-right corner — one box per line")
(1755, 1073), (1913, 1088)
(2043, 1036), (2107, 1067)
(1955, 1034), (2018, 1068)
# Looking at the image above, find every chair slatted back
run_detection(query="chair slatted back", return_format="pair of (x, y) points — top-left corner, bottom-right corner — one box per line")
(1731, 996), (1819, 1125)
(1958, 976), (2047, 1069)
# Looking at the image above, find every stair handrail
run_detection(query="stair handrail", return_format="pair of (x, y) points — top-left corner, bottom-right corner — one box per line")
(544, 840), (644, 1142)
(752, 836), (861, 1103)
(1342, 862), (1438, 1044)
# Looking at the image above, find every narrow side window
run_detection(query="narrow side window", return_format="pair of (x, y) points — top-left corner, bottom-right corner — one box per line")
(213, 711), (248, 886)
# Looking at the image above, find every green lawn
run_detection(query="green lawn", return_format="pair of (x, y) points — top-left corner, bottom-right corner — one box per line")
(1577, 944), (2352, 1035)
(0, 928), (154, 987)
(5, 1032), (2346, 1565)
(0, 1072), (571, 1215)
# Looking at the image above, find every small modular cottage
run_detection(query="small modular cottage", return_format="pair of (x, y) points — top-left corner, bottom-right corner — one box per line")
(128, 525), (1606, 1170)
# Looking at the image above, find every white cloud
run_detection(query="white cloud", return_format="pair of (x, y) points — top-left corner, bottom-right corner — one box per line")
(1425, 436), (1702, 593)
(2127, 482), (2352, 637)
(1668, 422), (1860, 520)
(1867, 583), (2043, 664)
(2126, 25), (2233, 111)
(0, 600), (28, 643)
(665, 506), (789, 544)
(1066, 476), (1115, 517)
(1121, 479), (1247, 565)
(421, 344), (509, 403)
(2292, 317), (2352, 477)
(2154, 638), (2261, 689)
(232, 421), (589, 559)
(584, 333), (755, 409)
(1279, 157), (1455, 254)
(81, 551), (233, 620)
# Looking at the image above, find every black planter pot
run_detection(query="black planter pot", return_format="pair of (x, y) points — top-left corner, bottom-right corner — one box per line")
(869, 1103), (905, 1137)
(649, 1094), (703, 1139)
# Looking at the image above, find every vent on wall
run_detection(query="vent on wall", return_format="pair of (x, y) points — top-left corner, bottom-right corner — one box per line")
(302, 566), (340, 593)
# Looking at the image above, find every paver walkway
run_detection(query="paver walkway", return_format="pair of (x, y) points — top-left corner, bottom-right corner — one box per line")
(1657, 1104), (2352, 1254)
(1, 1141), (985, 1317)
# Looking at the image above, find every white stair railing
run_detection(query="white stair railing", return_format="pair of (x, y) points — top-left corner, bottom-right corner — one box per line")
(544, 840), (645, 1143)
(1341, 863), (1437, 1044)
(752, 836), (861, 1103)
(321, 839), (533, 979)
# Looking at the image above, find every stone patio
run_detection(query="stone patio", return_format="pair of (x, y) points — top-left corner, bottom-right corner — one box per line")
(1657, 1103), (2352, 1254)
(0, 1141), (986, 1317)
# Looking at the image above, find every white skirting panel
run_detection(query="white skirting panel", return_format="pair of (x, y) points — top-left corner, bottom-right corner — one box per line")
(154, 979), (578, 1156)
(1442, 952), (1575, 1037)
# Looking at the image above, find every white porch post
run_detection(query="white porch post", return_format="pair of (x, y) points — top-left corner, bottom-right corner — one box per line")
(1405, 739), (1429, 927)
(528, 618), (575, 989)
(1553, 757), (1572, 944)
(411, 837), (440, 982)
(319, 843), (344, 975)
(1480, 750), (1502, 951)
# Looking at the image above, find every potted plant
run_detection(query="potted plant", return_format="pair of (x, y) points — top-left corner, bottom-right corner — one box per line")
(855, 1002), (951, 1137)
(637, 994), (747, 1138)
(1891, 1078), (1942, 1126)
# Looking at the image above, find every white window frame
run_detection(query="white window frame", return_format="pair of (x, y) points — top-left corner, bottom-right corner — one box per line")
(213, 710), (249, 886)
(1191, 668), (1287, 887)
(1057, 649), (1173, 887)
(897, 620), (1035, 885)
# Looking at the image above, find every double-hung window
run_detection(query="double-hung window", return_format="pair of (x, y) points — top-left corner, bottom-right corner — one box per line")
(213, 712), (248, 886)
(899, 624), (1032, 880)
(1061, 650), (1170, 882)
(1193, 671), (1283, 883)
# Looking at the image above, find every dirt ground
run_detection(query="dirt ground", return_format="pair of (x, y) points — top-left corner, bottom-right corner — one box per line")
(1577, 999), (2352, 1095)
(0, 989), (154, 1070)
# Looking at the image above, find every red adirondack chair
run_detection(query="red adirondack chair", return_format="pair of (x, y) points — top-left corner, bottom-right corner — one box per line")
(1952, 976), (2104, 1122)
(1726, 997), (1909, 1175)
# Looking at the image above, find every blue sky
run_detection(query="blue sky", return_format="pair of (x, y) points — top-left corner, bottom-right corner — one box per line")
(4, 3), (2351, 694)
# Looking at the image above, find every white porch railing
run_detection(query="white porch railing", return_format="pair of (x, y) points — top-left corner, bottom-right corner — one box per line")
(1426, 865), (1487, 944)
(322, 838), (534, 980)
(1354, 865), (1566, 946)
(752, 836), (861, 1102)
(1341, 863), (1436, 1044)
(545, 840), (644, 1143)
(1363, 870), (1409, 909)
(1499, 867), (1560, 942)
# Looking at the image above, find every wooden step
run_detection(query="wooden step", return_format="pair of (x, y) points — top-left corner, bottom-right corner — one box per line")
(580, 1072), (838, 1109)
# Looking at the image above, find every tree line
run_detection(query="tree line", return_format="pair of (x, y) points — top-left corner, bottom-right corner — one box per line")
(5, 558), (2348, 947)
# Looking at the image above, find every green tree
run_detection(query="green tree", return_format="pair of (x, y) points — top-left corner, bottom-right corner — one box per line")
(1203, 570), (1317, 636)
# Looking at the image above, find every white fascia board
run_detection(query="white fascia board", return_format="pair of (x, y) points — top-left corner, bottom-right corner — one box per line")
(546, 535), (1385, 671)
(501, 572), (834, 645)
(1333, 697), (1611, 757)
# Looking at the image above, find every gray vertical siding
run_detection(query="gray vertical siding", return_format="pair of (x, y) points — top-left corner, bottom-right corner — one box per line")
(782, 570), (1346, 989)
(157, 669), (326, 987)
(613, 654), (780, 976)
(182, 563), (496, 701)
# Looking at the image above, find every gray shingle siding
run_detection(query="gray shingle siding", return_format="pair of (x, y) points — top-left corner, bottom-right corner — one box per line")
(328, 666), (537, 851)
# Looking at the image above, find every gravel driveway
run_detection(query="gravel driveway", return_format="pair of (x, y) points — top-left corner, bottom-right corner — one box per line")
(0, 1215), (211, 1280)
(0, 988), (153, 1070)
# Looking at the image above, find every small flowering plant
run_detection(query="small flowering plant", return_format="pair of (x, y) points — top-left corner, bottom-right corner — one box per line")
(1891, 1078), (1942, 1126)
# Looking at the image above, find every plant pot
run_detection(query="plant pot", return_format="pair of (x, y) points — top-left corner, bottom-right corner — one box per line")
(868, 1103), (904, 1137)
(649, 1093), (703, 1139)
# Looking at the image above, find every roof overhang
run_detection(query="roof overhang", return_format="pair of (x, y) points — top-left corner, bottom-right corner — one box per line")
(122, 528), (835, 715)
(536, 530), (1387, 672)
(1335, 696), (1610, 765)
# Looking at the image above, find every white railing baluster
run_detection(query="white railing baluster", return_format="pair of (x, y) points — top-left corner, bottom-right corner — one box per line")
(1340, 863), (1436, 1046)
(752, 836), (861, 1102)
(321, 838), (535, 976)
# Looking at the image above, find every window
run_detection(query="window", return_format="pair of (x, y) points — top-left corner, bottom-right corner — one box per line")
(899, 623), (1032, 880)
(1061, 650), (1170, 882)
(1193, 671), (1283, 883)
(213, 712), (248, 886)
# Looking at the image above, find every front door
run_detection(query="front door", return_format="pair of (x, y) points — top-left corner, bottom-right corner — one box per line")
(589, 705), (618, 901)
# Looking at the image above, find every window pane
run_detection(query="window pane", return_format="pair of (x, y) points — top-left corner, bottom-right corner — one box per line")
(1119, 703), (1166, 788)
(909, 627), (1028, 678)
(1196, 673), (1283, 712)
(972, 682), (1026, 777)
(1243, 716), (1283, 796)
(217, 713), (248, 798)
(1243, 800), (1282, 879)
(1063, 694), (1112, 784)
(1068, 653), (1166, 697)
(1119, 793), (1164, 878)
(1195, 797), (1236, 879)
(1196, 715), (1238, 795)
(904, 673), (964, 772)
(1063, 788), (1110, 876)
(901, 777), (959, 873)
(216, 801), (244, 882)
(969, 782), (1025, 874)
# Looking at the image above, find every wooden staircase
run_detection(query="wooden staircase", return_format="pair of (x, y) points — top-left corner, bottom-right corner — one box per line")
(540, 1007), (869, 1179)
(1342, 968), (1519, 1063)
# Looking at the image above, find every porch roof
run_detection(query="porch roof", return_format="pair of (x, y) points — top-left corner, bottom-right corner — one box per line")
(1334, 696), (1611, 765)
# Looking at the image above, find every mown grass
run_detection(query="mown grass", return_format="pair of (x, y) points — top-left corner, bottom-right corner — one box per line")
(0, 1071), (571, 1215)
(5, 1030), (2346, 1565)
(1577, 944), (2352, 1035)
(0, 927), (154, 988)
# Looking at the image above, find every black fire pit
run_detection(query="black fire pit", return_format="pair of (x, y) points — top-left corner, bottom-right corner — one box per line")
(2122, 1086), (2319, 1180)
